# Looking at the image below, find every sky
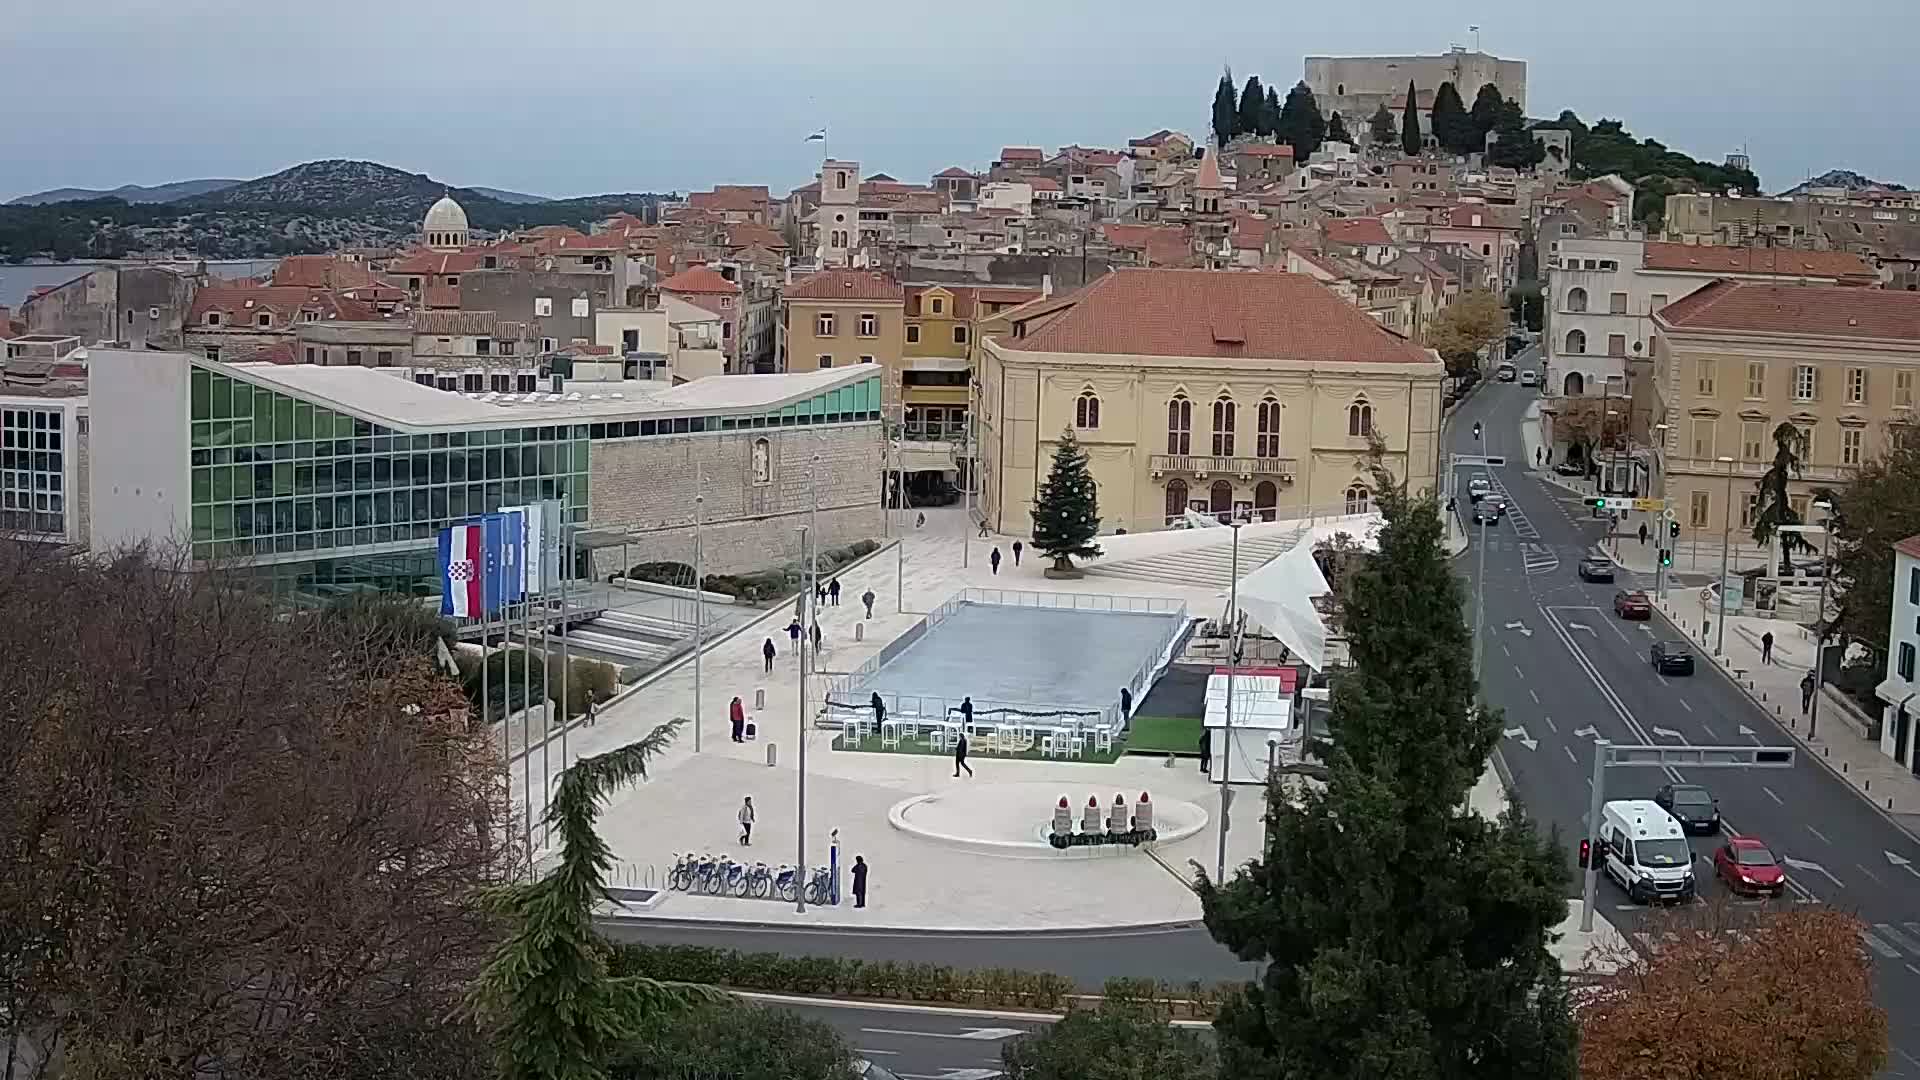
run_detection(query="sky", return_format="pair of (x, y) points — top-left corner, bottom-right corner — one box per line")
(4, 0), (1918, 203)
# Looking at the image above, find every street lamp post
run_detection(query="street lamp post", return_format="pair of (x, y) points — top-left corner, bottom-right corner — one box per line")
(692, 485), (705, 755)
(795, 451), (821, 913)
(1782, 503), (1835, 737)
(1714, 455), (1736, 656)
(1215, 519), (1243, 883)
(1474, 508), (1489, 693)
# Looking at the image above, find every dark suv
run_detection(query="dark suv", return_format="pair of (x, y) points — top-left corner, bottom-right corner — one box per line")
(1655, 783), (1721, 834)
(1651, 640), (1695, 675)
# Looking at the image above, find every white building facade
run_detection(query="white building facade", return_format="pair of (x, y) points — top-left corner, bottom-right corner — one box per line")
(1878, 536), (1920, 774)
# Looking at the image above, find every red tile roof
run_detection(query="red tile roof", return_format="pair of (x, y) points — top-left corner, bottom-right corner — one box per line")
(271, 255), (375, 290)
(1640, 242), (1876, 283)
(998, 147), (1044, 162)
(1030, 177), (1061, 192)
(905, 284), (1045, 319)
(1894, 534), (1920, 561)
(1325, 217), (1392, 246)
(784, 269), (905, 302)
(659, 264), (742, 295)
(1101, 223), (1196, 267)
(1655, 279), (1920, 340)
(1234, 143), (1296, 158)
(689, 187), (770, 213)
(386, 249), (488, 275)
(720, 222), (788, 252)
(188, 286), (380, 327)
(935, 166), (976, 178)
(1129, 129), (1183, 148)
(422, 285), (461, 309)
(1230, 214), (1273, 249)
(1004, 269), (1433, 363)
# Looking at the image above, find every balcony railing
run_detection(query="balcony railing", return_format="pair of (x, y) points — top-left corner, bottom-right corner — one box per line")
(1663, 455), (1856, 483)
(1149, 454), (1299, 479)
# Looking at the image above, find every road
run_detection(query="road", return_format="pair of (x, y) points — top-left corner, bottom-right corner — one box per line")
(1449, 362), (1920, 1076)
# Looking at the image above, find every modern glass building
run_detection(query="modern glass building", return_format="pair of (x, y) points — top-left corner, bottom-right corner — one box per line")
(88, 350), (884, 602)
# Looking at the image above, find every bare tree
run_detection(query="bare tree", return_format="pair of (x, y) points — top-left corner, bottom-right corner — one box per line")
(0, 544), (512, 1080)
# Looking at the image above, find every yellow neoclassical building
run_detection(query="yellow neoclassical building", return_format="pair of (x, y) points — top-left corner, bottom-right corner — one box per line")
(977, 268), (1446, 535)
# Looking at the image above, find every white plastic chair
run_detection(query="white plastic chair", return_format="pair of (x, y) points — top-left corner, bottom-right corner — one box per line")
(880, 719), (900, 749)
(1066, 733), (1086, 758)
(1093, 728), (1114, 755)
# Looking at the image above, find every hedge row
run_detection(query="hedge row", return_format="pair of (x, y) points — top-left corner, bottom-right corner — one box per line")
(622, 539), (882, 605)
(608, 942), (1238, 1019)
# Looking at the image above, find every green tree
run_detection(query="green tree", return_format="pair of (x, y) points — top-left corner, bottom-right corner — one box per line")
(1194, 464), (1576, 1080)
(1325, 111), (1351, 145)
(1750, 421), (1812, 568)
(1468, 83), (1506, 148)
(1001, 999), (1217, 1080)
(1238, 75), (1268, 139)
(1368, 102), (1398, 146)
(471, 718), (722, 1080)
(1400, 81), (1423, 156)
(1485, 96), (1544, 169)
(1828, 427), (1920, 648)
(1031, 427), (1103, 573)
(1425, 288), (1508, 366)
(1212, 69), (1239, 147)
(1430, 81), (1472, 154)
(1274, 81), (1327, 158)
(1264, 85), (1283, 137)
(612, 1002), (852, 1080)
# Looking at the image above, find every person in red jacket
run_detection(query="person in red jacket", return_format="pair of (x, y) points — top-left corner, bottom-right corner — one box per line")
(730, 695), (747, 742)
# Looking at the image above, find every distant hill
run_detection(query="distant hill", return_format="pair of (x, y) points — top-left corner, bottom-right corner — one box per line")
(1775, 169), (1909, 197)
(468, 186), (551, 205)
(9, 179), (241, 206)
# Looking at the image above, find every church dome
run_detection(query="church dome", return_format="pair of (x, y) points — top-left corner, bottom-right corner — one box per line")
(423, 195), (470, 250)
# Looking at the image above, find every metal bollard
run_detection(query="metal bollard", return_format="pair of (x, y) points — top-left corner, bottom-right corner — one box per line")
(855, 623), (864, 642)
(767, 743), (778, 767)
(755, 688), (766, 710)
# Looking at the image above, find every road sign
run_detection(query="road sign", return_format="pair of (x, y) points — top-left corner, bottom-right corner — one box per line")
(1631, 498), (1666, 512)
(1663, 508), (1678, 521)
(1588, 496), (1668, 512)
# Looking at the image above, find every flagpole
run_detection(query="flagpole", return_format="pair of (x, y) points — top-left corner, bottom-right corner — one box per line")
(558, 496), (570, 783)
(521, 590), (534, 864)
(693, 468), (705, 755)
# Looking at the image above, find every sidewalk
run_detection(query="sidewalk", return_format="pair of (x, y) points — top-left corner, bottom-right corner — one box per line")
(1654, 591), (1920, 839)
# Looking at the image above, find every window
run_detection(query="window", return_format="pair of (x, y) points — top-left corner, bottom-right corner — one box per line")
(1347, 398), (1373, 437)
(818, 354), (833, 369)
(205, 312), (222, 326)
(1742, 421), (1765, 461)
(1075, 391), (1101, 430)
(1746, 362), (1767, 400)
(1212, 396), (1236, 456)
(1566, 287), (1588, 313)
(534, 297), (552, 317)
(859, 355), (874, 364)
(1910, 567), (1919, 605)
(541, 337), (556, 353)
(1742, 493), (1759, 529)
(1793, 364), (1818, 402)
(1607, 334), (1627, 358)
(346, 350), (363, 367)
(1690, 490), (1710, 529)
(204, 346), (221, 361)
(1559, 222), (1577, 235)
(1651, 292), (1670, 312)
(1599, 260), (1618, 271)
(1696, 359), (1716, 396)
(1796, 424), (1816, 464)
(256, 313), (272, 328)
(1166, 395), (1192, 455)
(376, 351), (394, 367)
(719, 296), (732, 309)
(858, 312), (877, 337)
(304, 347), (316, 364)
(817, 312), (836, 336)
(1609, 291), (1627, 315)
(1164, 479), (1189, 525)
(906, 325), (921, 344)
(1847, 367), (1867, 404)
(953, 326), (969, 345)
(1564, 329), (1586, 354)
(148, 306), (160, 320)
(1256, 396), (1281, 458)
(1898, 369), (1915, 408)
(1900, 642), (1916, 683)
(1690, 418), (1716, 459)
(931, 297), (944, 315)
(1344, 484), (1370, 515)
(1842, 427), (1863, 466)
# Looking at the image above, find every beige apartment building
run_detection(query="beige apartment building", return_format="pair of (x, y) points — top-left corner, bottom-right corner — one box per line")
(977, 268), (1445, 535)
(778, 269), (907, 401)
(1639, 280), (1920, 542)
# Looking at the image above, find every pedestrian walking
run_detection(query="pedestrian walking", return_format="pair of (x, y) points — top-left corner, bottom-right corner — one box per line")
(1535, 446), (1543, 466)
(990, 547), (1002, 575)
(763, 637), (777, 673)
(829, 578), (842, 606)
(730, 695), (746, 742)
(851, 855), (869, 908)
(916, 511), (926, 529)
(1761, 631), (1775, 665)
(861, 588), (876, 619)
(811, 622), (822, 652)
(871, 691), (886, 729)
(816, 581), (827, 606)
(953, 731), (973, 777)
(1545, 447), (1554, 466)
(1801, 671), (1816, 714)
(978, 520), (990, 539)
(1012, 540), (1023, 566)
(737, 797), (755, 846)
(585, 694), (598, 727)
(1638, 522), (1649, 546)
(1119, 686), (1132, 719)
(787, 618), (802, 644)
(1198, 728), (1212, 775)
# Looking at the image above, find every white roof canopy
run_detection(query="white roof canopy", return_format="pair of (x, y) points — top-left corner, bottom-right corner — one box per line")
(1232, 515), (1383, 672)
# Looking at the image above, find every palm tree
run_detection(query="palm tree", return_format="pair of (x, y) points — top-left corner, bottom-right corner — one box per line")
(1750, 422), (1810, 573)
(472, 718), (720, 1080)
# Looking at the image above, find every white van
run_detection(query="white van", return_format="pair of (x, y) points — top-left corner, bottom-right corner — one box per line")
(1599, 799), (1696, 904)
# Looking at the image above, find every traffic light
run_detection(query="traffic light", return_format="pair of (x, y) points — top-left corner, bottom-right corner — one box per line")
(1472, 422), (1482, 439)
(1669, 520), (1681, 540)
(1578, 838), (1592, 869)
(1587, 497), (1608, 509)
(1660, 549), (1673, 568)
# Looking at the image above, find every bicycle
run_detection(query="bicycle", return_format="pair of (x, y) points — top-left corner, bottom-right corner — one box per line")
(667, 852), (697, 891)
(721, 858), (751, 898)
(803, 865), (833, 906)
(743, 862), (773, 899)
(692, 854), (722, 895)
(772, 864), (799, 902)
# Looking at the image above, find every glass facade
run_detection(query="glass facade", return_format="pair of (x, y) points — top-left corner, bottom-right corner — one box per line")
(0, 406), (67, 537)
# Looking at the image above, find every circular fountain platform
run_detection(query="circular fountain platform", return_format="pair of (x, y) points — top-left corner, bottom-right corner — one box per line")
(888, 781), (1207, 860)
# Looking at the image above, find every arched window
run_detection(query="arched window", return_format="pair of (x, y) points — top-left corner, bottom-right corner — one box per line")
(1075, 391), (1101, 430)
(1345, 484), (1371, 515)
(1256, 396), (1281, 458)
(1210, 480), (1234, 520)
(1164, 479), (1189, 525)
(1167, 395), (1192, 455)
(1254, 480), (1278, 522)
(1565, 328), (1587, 355)
(1567, 287), (1588, 313)
(1563, 371), (1586, 396)
(1348, 398), (1373, 437)
(1211, 395), (1236, 456)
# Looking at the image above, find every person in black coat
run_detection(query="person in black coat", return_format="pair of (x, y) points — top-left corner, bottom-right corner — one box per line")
(990, 547), (1002, 575)
(1198, 728), (1212, 774)
(953, 731), (973, 777)
(763, 637), (776, 673)
(871, 691), (887, 728)
(851, 855), (869, 908)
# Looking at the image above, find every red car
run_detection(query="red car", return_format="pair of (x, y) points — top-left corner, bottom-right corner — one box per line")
(1713, 837), (1787, 897)
(1613, 590), (1653, 620)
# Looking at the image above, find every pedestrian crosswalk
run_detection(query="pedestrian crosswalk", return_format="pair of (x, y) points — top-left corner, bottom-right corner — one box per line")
(1522, 542), (1559, 575)
(1632, 922), (1920, 967)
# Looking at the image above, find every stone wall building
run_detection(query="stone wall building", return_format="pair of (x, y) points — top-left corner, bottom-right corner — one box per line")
(1305, 48), (1527, 131)
(22, 265), (200, 349)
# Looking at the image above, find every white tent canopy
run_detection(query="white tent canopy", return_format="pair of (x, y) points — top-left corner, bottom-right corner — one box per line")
(1231, 515), (1383, 672)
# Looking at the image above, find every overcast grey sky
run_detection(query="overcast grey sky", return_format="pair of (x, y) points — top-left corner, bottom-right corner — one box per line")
(4, 0), (1916, 202)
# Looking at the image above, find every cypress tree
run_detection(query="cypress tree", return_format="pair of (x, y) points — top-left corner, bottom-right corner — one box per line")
(1368, 102), (1398, 146)
(1275, 81), (1327, 159)
(1212, 68), (1239, 147)
(1326, 111), (1351, 146)
(1237, 75), (1268, 141)
(1196, 466), (1577, 1080)
(1264, 85), (1282, 137)
(1030, 428), (1103, 574)
(1469, 83), (1507, 150)
(1400, 81), (1423, 156)
(1431, 80), (1471, 154)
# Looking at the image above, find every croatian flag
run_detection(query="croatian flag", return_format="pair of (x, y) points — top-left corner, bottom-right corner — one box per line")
(439, 522), (488, 618)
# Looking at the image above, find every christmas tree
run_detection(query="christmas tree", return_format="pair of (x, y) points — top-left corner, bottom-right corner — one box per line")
(1031, 428), (1103, 574)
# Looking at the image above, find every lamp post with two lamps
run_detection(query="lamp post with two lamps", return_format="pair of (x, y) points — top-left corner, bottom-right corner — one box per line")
(1778, 499), (1835, 737)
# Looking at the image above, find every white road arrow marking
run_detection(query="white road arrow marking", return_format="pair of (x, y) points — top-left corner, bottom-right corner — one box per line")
(1567, 621), (1595, 634)
(1887, 851), (1920, 879)
(1573, 725), (1598, 739)
(1782, 856), (1845, 890)
(863, 1027), (1026, 1042)
(899, 1070), (1005, 1080)
(1651, 726), (1683, 739)
(1505, 621), (1534, 637)
(1503, 726), (1538, 751)
(1738, 724), (1758, 738)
